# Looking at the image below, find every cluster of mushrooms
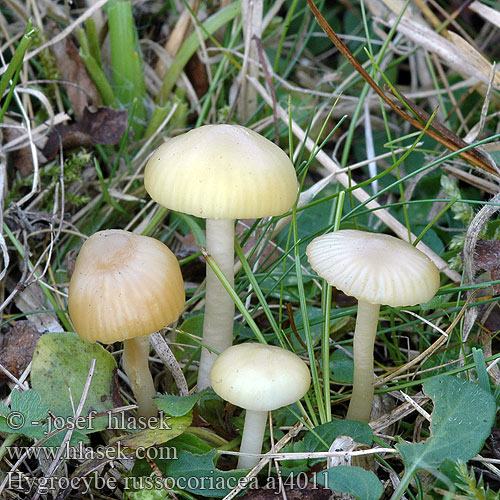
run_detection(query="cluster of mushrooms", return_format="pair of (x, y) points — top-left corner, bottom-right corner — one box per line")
(67, 124), (440, 470)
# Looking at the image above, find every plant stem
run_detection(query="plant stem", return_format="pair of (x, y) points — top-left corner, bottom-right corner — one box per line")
(346, 300), (380, 423)
(238, 409), (268, 469)
(197, 219), (235, 390)
(108, 0), (147, 137)
(122, 336), (157, 418)
(0, 433), (19, 462)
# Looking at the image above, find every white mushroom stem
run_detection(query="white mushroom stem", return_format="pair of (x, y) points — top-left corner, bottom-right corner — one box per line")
(197, 219), (235, 390)
(122, 336), (157, 418)
(346, 300), (380, 423)
(238, 409), (268, 469)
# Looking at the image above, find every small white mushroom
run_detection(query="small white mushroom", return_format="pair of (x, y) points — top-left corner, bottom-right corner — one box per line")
(306, 229), (440, 423)
(210, 343), (310, 469)
(144, 125), (298, 390)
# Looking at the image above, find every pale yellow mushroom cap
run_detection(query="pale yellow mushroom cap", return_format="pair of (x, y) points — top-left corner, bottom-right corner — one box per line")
(306, 229), (440, 307)
(144, 124), (298, 219)
(210, 343), (311, 412)
(68, 230), (185, 343)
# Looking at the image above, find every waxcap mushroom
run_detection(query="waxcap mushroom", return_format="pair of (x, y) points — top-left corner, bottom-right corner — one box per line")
(306, 229), (440, 423)
(306, 229), (440, 307)
(210, 343), (311, 411)
(144, 124), (298, 219)
(68, 229), (185, 343)
(144, 124), (299, 390)
(68, 229), (185, 418)
(210, 343), (310, 469)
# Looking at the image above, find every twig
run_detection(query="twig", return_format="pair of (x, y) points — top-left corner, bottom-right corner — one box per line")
(0, 363), (30, 390)
(374, 292), (476, 387)
(306, 0), (498, 176)
(222, 422), (304, 500)
(149, 332), (188, 396)
(219, 447), (397, 461)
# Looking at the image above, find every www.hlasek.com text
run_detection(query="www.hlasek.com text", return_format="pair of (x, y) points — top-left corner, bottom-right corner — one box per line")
(6, 441), (177, 462)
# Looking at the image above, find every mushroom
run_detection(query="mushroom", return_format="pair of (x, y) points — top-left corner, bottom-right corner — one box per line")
(68, 229), (185, 418)
(210, 343), (310, 469)
(306, 229), (440, 423)
(144, 124), (298, 390)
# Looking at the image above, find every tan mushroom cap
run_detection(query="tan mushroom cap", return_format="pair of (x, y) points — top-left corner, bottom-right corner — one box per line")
(306, 229), (440, 307)
(144, 124), (298, 219)
(68, 230), (185, 343)
(210, 343), (311, 412)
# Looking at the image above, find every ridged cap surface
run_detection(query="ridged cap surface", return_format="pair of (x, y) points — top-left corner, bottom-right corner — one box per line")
(144, 124), (298, 219)
(210, 343), (311, 411)
(68, 230), (185, 343)
(306, 230), (440, 307)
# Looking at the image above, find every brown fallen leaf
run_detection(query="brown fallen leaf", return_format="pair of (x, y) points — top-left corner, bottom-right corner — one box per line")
(3, 127), (44, 177)
(185, 51), (209, 99)
(0, 320), (41, 383)
(42, 106), (129, 160)
(470, 240), (500, 295)
(49, 25), (99, 118)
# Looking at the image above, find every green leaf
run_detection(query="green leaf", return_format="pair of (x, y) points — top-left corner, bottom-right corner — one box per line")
(278, 440), (309, 476)
(166, 432), (213, 455)
(0, 389), (49, 439)
(472, 348), (491, 394)
(117, 413), (192, 450)
(304, 420), (373, 453)
(158, 450), (252, 497)
(31, 332), (117, 435)
(155, 389), (211, 417)
(316, 465), (383, 500)
(291, 307), (324, 348)
(396, 376), (496, 470)
(107, 0), (147, 137)
(489, 149), (500, 167)
(329, 348), (354, 384)
(125, 490), (169, 500)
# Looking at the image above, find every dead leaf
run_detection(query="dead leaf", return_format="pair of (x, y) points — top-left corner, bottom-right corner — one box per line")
(13, 279), (62, 333)
(469, 2), (500, 31)
(185, 52), (209, 98)
(448, 32), (500, 88)
(42, 107), (129, 160)
(490, 428), (500, 459)
(3, 127), (46, 177)
(0, 321), (41, 383)
(50, 29), (99, 118)
(471, 240), (500, 294)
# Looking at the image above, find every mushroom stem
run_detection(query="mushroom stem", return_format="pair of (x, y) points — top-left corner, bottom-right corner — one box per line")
(238, 409), (268, 469)
(197, 218), (235, 390)
(122, 337), (157, 418)
(346, 300), (380, 423)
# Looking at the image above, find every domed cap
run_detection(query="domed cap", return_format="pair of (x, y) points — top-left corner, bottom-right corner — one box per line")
(306, 229), (440, 307)
(68, 230), (185, 343)
(210, 343), (311, 412)
(144, 124), (298, 219)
